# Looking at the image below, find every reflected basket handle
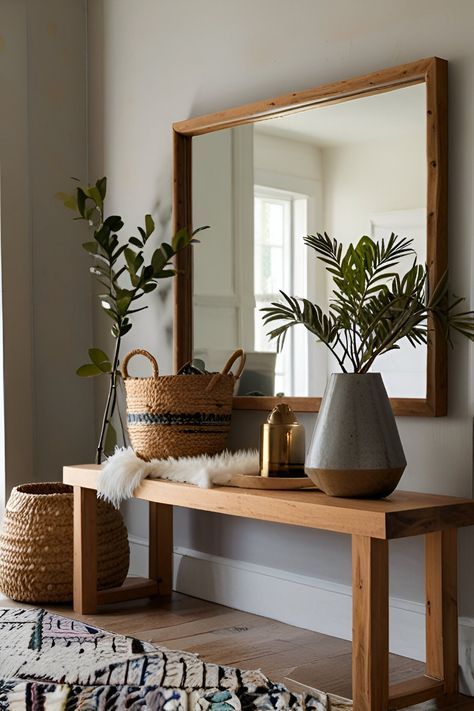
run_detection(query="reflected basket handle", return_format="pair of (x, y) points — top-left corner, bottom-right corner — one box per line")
(205, 349), (246, 393)
(221, 349), (246, 379)
(121, 349), (160, 380)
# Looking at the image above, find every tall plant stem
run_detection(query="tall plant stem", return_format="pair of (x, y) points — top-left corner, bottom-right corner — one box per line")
(324, 337), (347, 373)
(116, 377), (127, 446)
(96, 335), (122, 464)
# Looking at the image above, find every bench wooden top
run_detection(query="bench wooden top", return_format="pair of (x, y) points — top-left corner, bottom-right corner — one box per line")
(63, 465), (474, 540)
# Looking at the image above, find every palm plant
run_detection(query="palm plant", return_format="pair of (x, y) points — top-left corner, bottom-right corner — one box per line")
(59, 177), (206, 463)
(261, 233), (474, 373)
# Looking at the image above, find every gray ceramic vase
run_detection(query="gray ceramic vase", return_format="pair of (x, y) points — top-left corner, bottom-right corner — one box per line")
(305, 373), (406, 498)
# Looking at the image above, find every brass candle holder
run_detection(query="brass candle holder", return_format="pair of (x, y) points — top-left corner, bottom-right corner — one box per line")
(259, 404), (305, 477)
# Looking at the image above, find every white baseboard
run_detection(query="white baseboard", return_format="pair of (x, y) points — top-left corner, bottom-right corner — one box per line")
(129, 535), (474, 695)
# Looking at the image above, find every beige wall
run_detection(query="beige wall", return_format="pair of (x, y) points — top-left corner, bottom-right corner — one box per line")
(0, 0), (95, 502)
(0, 1), (31, 505)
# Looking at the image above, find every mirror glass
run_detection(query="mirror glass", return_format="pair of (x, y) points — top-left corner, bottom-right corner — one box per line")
(192, 83), (427, 399)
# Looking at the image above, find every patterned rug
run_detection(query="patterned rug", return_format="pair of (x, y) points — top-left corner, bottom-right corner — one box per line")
(0, 607), (351, 709)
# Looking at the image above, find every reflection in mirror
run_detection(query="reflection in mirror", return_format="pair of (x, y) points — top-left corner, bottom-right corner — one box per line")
(192, 83), (427, 399)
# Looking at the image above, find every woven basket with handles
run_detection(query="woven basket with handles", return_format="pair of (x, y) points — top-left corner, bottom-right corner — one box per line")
(122, 348), (246, 461)
(0, 483), (129, 603)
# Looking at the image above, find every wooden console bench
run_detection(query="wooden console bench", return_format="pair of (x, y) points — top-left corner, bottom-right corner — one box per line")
(63, 464), (474, 711)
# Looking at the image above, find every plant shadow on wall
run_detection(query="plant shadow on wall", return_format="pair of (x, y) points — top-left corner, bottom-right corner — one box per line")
(262, 233), (474, 498)
(58, 178), (207, 464)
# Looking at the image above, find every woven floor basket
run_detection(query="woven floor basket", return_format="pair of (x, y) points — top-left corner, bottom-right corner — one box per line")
(0, 483), (129, 603)
(122, 348), (246, 461)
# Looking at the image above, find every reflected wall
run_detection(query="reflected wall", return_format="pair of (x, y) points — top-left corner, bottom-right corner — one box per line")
(193, 84), (427, 399)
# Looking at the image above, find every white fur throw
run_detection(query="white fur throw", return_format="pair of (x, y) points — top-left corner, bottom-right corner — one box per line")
(98, 447), (259, 508)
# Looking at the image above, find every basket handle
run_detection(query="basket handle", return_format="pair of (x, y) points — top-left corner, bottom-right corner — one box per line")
(221, 348), (246, 379)
(205, 349), (246, 392)
(121, 349), (160, 380)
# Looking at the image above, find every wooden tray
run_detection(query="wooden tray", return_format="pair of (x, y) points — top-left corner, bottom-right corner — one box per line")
(228, 474), (315, 490)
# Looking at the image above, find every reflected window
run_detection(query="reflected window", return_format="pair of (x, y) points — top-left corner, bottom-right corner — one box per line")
(254, 187), (308, 395)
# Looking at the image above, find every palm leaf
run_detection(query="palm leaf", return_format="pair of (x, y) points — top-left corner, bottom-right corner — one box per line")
(261, 233), (474, 372)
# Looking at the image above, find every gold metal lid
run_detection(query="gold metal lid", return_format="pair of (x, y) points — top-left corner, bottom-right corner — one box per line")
(266, 403), (300, 425)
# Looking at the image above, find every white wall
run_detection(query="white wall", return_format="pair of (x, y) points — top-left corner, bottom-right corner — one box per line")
(87, 0), (474, 680)
(193, 130), (236, 354)
(0, 0), (94, 502)
(254, 131), (323, 182)
(322, 137), (425, 244)
(322, 137), (427, 396)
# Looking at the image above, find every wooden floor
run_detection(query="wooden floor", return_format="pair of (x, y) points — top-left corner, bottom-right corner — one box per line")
(1, 591), (473, 709)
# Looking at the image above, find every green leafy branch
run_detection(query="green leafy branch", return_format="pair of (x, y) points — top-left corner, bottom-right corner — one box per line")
(58, 177), (207, 463)
(261, 232), (474, 374)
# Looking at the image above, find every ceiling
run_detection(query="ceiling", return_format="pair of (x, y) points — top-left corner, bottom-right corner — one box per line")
(254, 83), (426, 147)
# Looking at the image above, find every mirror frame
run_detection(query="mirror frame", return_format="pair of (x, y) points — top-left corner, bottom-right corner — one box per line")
(172, 57), (448, 416)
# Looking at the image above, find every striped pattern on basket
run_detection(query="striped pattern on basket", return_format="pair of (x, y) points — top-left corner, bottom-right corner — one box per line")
(127, 412), (232, 426)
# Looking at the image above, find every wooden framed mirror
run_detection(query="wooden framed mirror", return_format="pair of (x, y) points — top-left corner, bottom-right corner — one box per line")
(172, 57), (447, 416)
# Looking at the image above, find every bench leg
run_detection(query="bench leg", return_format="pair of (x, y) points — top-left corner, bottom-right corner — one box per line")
(425, 529), (458, 695)
(73, 486), (98, 614)
(149, 502), (173, 597)
(352, 535), (389, 711)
